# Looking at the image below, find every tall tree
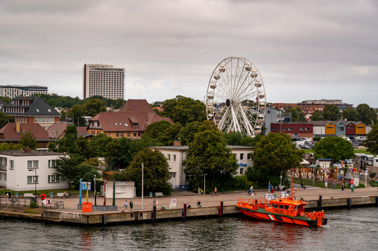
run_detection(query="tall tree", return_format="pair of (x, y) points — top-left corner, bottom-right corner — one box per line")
(322, 104), (341, 121)
(89, 133), (113, 157)
(183, 130), (238, 192)
(0, 112), (15, 128)
(287, 107), (305, 122)
(342, 107), (359, 121)
(126, 148), (171, 196)
(364, 124), (378, 155)
(246, 133), (303, 187)
(68, 105), (86, 126)
(19, 131), (37, 149)
(83, 98), (106, 117)
(310, 110), (323, 121)
(314, 137), (354, 162)
(356, 103), (377, 125)
(104, 138), (141, 170)
(162, 95), (206, 126)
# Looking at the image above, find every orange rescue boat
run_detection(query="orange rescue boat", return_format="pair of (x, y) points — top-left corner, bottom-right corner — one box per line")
(237, 179), (327, 227)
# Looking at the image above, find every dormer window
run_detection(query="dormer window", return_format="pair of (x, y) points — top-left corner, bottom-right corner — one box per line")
(48, 109), (51, 112)
(125, 123), (128, 127)
(36, 109), (39, 112)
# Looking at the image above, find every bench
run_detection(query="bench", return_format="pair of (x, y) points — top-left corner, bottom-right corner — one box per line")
(155, 192), (163, 198)
(24, 193), (34, 198)
(57, 193), (65, 198)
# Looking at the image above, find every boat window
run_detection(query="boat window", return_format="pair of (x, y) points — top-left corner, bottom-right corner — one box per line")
(279, 205), (283, 209)
(272, 204), (277, 208)
(284, 206), (289, 210)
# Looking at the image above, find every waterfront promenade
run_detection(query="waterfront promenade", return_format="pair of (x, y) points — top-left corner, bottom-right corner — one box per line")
(44, 186), (378, 213)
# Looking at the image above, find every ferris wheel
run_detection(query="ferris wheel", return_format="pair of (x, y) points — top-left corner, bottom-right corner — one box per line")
(206, 57), (266, 137)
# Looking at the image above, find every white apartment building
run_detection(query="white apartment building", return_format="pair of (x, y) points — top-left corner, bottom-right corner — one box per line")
(149, 145), (254, 188)
(0, 150), (69, 191)
(0, 85), (48, 99)
(83, 64), (125, 100)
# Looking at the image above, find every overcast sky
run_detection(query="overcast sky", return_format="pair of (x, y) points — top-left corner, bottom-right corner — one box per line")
(1, 0), (377, 107)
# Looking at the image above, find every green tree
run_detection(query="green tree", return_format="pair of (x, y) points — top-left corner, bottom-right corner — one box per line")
(125, 148), (171, 196)
(0, 112), (15, 128)
(54, 154), (85, 187)
(51, 124), (78, 153)
(310, 110), (323, 121)
(143, 121), (172, 140)
(342, 107), (359, 121)
(104, 138), (141, 170)
(68, 105), (86, 126)
(287, 107), (305, 122)
(19, 131), (37, 149)
(364, 124), (378, 155)
(83, 98), (106, 117)
(89, 133), (113, 157)
(162, 95), (206, 126)
(247, 133), (303, 187)
(0, 143), (23, 150)
(322, 104), (341, 121)
(183, 130), (238, 192)
(314, 137), (354, 162)
(356, 103), (377, 125)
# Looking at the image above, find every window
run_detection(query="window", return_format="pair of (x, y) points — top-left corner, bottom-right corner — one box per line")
(247, 153), (251, 160)
(240, 153), (244, 160)
(27, 160), (38, 169)
(173, 155), (176, 161)
(305, 128), (310, 131)
(48, 175), (61, 183)
(283, 128), (286, 131)
(299, 128), (304, 131)
(48, 160), (56, 168)
(167, 154), (171, 161)
(133, 132), (136, 137)
(288, 128), (293, 131)
(127, 132), (130, 137)
(116, 131), (119, 137)
(27, 176), (38, 184)
(240, 168), (244, 175)
(10, 160), (14, 170)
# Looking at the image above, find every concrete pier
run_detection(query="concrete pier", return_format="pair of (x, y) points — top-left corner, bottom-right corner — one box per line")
(1, 187), (377, 225)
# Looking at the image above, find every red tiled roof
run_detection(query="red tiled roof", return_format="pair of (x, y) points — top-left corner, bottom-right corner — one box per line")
(77, 126), (90, 137)
(47, 122), (68, 138)
(0, 123), (49, 140)
(119, 99), (154, 113)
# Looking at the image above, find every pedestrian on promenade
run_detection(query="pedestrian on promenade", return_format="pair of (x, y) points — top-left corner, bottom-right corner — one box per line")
(153, 199), (157, 207)
(332, 180), (336, 189)
(324, 180), (328, 189)
(130, 201), (133, 210)
(7, 190), (11, 200)
(341, 183), (344, 191)
(351, 184), (354, 192)
(198, 187), (201, 195)
(124, 200), (128, 209)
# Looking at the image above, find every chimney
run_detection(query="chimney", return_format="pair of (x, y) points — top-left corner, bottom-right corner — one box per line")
(16, 121), (21, 134)
(173, 140), (181, 146)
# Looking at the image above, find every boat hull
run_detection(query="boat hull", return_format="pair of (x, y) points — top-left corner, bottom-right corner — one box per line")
(237, 206), (326, 227)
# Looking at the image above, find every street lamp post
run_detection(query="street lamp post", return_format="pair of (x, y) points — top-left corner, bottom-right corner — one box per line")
(203, 174), (207, 195)
(94, 174), (97, 206)
(141, 163), (144, 210)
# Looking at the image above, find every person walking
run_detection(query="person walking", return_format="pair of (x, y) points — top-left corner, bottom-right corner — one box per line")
(130, 201), (133, 210)
(124, 200), (128, 210)
(341, 183), (344, 191)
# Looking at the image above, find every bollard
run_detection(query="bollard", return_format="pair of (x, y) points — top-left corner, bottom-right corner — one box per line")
(220, 201), (223, 217)
(376, 196), (378, 207)
(347, 198), (351, 209)
(318, 195), (322, 210)
(152, 205), (157, 223)
(102, 214), (107, 225)
(183, 203), (187, 221)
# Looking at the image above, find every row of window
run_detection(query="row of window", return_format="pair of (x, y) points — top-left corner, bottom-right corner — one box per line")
(34, 117), (54, 123)
(167, 154), (177, 161)
(27, 175), (61, 184)
(9, 160), (56, 170)
(272, 127), (310, 132)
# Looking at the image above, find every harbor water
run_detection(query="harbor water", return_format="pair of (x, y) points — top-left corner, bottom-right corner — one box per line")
(1, 207), (377, 250)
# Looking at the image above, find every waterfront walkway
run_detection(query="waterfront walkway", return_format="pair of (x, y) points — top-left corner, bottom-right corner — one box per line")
(52, 186), (378, 214)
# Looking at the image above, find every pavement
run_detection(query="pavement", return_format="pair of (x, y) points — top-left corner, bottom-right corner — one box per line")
(51, 186), (378, 214)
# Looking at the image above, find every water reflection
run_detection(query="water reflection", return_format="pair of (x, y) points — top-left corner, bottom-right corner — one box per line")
(0, 208), (377, 250)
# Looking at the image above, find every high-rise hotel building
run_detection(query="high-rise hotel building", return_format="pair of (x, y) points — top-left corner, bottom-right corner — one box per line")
(83, 64), (125, 100)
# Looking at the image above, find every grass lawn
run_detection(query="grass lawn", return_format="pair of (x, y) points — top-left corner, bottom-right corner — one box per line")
(0, 188), (87, 196)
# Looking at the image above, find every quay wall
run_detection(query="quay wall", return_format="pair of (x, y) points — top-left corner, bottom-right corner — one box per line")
(1, 196), (377, 225)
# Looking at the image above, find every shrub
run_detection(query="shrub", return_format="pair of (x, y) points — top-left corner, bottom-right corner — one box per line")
(29, 201), (38, 208)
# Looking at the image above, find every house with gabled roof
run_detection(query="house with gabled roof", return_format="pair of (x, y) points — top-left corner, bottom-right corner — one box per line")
(87, 99), (173, 139)
(2, 97), (60, 129)
(0, 122), (51, 148)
